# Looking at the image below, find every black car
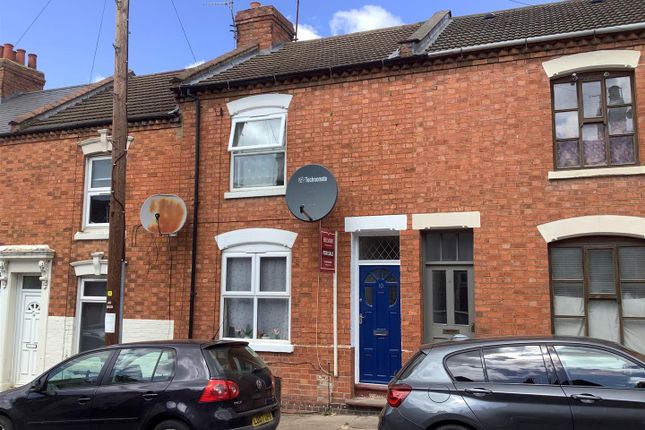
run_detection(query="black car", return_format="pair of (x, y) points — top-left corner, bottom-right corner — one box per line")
(379, 336), (645, 430)
(0, 340), (280, 430)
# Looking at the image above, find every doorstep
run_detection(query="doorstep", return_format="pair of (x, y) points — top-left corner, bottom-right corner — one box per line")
(346, 383), (387, 411)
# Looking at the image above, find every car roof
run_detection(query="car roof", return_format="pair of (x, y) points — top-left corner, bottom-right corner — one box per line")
(421, 336), (635, 355)
(93, 339), (249, 350)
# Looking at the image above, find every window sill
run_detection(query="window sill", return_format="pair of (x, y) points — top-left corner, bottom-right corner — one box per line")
(74, 229), (109, 241)
(548, 166), (645, 180)
(224, 187), (286, 200)
(222, 338), (294, 353)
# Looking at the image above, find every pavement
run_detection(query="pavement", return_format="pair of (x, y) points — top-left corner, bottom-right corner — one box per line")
(279, 412), (379, 430)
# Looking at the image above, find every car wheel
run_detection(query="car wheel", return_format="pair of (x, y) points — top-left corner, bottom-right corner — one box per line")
(153, 419), (190, 430)
(0, 416), (14, 430)
(435, 425), (469, 430)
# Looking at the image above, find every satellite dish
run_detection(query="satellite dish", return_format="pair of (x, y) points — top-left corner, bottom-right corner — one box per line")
(285, 164), (338, 222)
(140, 194), (187, 235)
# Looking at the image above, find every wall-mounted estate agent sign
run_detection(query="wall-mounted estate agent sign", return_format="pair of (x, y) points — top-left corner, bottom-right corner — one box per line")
(320, 230), (336, 272)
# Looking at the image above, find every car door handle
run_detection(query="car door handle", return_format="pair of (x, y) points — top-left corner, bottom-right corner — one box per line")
(464, 388), (493, 397)
(78, 396), (92, 405)
(142, 392), (158, 401)
(571, 393), (602, 403)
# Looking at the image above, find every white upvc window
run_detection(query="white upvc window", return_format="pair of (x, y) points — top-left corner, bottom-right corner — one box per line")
(225, 94), (292, 199)
(75, 278), (107, 353)
(229, 114), (286, 191)
(220, 250), (291, 347)
(83, 156), (111, 228)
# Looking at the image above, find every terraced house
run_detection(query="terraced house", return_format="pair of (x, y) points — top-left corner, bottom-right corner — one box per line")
(1, 0), (644, 409)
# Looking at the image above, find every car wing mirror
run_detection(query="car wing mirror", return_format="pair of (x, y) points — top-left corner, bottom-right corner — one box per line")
(636, 381), (645, 389)
(29, 378), (44, 392)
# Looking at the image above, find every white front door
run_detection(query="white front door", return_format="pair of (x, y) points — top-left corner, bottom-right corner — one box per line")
(13, 275), (42, 386)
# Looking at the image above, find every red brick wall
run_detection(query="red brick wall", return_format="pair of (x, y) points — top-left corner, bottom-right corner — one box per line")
(184, 40), (645, 404)
(1, 39), (644, 407)
(0, 58), (44, 99)
(235, 5), (295, 49)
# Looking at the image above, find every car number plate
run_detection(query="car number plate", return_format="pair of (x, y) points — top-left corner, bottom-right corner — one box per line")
(252, 412), (273, 427)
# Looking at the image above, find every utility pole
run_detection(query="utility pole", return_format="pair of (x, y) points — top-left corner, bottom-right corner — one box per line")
(105, 0), (130, 346)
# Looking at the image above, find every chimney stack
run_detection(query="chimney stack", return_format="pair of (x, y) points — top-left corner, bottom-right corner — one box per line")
(234, 2), (295, 50)
(0, 42), (45, 101)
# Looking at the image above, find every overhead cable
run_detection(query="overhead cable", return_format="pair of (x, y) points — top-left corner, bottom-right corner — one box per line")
(14, 0), (54, 46)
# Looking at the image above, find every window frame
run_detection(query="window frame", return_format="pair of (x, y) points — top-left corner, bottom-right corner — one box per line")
(549, 237), (645, 348)
(551, 71), (639, 170)
(225, 94), (291, 198)
(550, 344), (645, 389)
(106, 347), (176, 385)
(45, 349), (114, 391)
(219, 246), (292, 351)
(228, 113), (287, 152)
(83, 155), (112, 228)
(75, 277), (107, 354)
(227, 112), (287, 194)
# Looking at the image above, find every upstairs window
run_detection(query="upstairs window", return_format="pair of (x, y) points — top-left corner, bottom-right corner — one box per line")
(84, 156), (111, 226)
(552, 72), (638, 170)
(225, 94), (292, 198)
(229, 114), (286, 189)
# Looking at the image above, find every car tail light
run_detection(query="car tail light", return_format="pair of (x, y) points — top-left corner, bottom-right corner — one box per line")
(387, 384), (411, 408)
(199, 379), (240, 403)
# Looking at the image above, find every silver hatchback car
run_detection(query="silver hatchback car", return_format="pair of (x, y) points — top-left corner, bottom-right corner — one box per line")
(379, 337), (645, 430)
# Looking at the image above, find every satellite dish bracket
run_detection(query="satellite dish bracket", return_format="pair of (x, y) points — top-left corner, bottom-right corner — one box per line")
(299, 205), (314, 222)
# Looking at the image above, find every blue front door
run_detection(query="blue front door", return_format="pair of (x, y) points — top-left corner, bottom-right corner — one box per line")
(359, 265), (402, 384)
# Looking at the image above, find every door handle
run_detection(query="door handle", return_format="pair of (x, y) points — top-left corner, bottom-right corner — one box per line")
(359, 313), (364, 325)
(78, 396), (92, 405)
(571, 393), (602, 403)
(142, 392), (158, 401)
(464, 388), (492, 397)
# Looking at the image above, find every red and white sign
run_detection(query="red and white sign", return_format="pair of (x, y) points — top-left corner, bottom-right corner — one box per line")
(320, 230), (336, 272)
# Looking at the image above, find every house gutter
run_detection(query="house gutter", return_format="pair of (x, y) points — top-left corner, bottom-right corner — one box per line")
(426, 22), (645, 58)
(0, 111), (178, 138)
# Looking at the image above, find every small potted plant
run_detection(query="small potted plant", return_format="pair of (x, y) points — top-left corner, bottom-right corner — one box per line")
(243, 325), (253, 338)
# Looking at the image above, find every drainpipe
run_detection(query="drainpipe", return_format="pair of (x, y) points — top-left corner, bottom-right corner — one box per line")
(187, 89), (201, 339)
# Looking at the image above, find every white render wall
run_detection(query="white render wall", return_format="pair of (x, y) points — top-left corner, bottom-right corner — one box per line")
(122, 319), (175, 343)
(44, 316), (75, 370)
(42, 317), (174, 372)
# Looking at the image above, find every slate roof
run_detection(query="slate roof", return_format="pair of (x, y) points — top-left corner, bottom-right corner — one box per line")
(0, 86), (83, 134)
(428, 0), (645, 52)
(22, 70), (182, 131)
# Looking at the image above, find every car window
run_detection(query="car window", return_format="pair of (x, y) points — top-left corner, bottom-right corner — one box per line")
(47, 350), (112, 390)
(446, 350), (485, 382)
(395, 351), (427, 380)
(483, 345), (549, 384)
(555, 345), (645, 389)
(107, 348), (175, 385)
(203, 345), (267, 378)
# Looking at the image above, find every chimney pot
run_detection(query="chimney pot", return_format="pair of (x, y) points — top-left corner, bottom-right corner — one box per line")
(27, 53), (37, 69)
(250, 1), (261, 8)
(16, 49), (26, 65)
(2, 43), (14, 60)
(9, 50), (17, 62)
